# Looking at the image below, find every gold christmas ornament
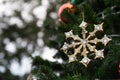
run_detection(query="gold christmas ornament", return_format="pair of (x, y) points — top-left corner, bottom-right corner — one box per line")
(61, 21), (112, 67)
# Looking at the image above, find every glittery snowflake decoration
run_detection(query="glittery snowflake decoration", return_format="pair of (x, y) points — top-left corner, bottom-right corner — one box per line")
(61, 21), (112, 67)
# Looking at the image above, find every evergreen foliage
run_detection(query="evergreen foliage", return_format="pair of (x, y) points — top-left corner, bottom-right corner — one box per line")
(32, 0), (120, 80)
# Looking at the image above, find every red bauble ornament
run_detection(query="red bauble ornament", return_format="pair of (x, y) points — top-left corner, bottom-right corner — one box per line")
(58, 2), (76, 23)
(119, 63), (120, 75)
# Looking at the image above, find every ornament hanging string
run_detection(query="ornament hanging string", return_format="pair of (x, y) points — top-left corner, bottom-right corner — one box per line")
(82, 7), (85, 21)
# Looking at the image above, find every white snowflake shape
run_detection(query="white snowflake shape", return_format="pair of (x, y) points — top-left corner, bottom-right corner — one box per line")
(61, 21), (111, 67)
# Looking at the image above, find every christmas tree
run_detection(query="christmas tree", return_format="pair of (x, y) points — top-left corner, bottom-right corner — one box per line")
(31, 0), (120, 80)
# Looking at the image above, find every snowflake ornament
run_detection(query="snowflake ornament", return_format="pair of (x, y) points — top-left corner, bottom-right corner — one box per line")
(61, 21), (112, 67)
